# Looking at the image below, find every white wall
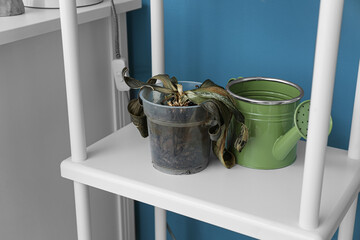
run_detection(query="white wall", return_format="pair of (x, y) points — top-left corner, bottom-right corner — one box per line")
(0, 18), (119, 240)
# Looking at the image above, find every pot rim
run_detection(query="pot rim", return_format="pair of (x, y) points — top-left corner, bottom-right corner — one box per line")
(140, 81), (203, 109)
(226, 77), (304, 105)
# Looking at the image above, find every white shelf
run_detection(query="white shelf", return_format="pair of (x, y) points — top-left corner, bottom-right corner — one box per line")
(61, 124), (360, 240)
(0, 0), (141, 46)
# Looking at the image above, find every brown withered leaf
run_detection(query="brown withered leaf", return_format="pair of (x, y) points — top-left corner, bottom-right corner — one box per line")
(234, 123), (248, 152)
(149, 74), (178, 91)
(201, 100), (235, 168)
(127, 98), (148, 138)
(122, 67), (175, 95)
(186, 84), (244, 123)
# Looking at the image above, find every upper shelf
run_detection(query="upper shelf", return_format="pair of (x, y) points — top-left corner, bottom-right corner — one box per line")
(0, 0), (141, 46)
(61, 123), (360, 240)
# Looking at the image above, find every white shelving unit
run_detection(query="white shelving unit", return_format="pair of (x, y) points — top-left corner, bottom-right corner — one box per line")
(61, 127), (360, 240)
(58, 0), (360, 239)
(0, 0), (140, 45)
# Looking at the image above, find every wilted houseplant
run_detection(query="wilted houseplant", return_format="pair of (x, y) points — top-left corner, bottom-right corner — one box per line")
(123, 68), (248, 173)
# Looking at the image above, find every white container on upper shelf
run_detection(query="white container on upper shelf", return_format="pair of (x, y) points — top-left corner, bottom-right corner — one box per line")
(24, 0), (102, 9)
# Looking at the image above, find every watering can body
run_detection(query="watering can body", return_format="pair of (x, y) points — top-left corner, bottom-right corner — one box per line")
(226, 77), (304, 169)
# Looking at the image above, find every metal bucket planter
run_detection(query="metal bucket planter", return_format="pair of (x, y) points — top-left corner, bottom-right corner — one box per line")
(226, 77), (304, 169)
(140, 81), (211, 175)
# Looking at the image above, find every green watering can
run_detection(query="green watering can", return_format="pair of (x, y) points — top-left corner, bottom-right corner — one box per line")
(226, 77), (332, 169)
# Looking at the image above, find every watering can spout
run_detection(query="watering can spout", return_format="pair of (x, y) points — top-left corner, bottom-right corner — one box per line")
(272, 100), (310, 161)
(272, 100), (332, 161)
(273, 126), (303, 161)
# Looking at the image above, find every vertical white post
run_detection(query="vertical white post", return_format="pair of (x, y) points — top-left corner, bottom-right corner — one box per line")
(59, 0), (91, 239)
(107, 8), (136, 240)
(338, 196), (358, 240)
(299, 0), (344, 230)
(150, 0), (165, 75)
(155, 207), (167, 240)
(348, 60), (360, 160)
(73, 182), (92, 240)
(59, 0), (87, 162)
(150, 0), (167, 239)
(338, 60), (360, 240)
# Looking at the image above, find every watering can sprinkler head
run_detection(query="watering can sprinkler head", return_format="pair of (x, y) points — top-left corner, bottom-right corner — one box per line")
(272, 100), (333, 161)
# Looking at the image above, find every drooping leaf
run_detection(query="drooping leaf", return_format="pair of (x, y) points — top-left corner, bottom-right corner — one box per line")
(201, 100), (236, 168)
(123, 67), (176, 95)
(170, 76), (178, 85)
(122, 67), (147, 89)
(179, 94), (190, 105)
(234, 123), (248, 152)
(149, 74), (178, 91)
(185, 83), (248, 168)
(200, 79), (219, 88)
(200, 101), (222, 141)
(193, 93), (248, 168)
(127, 98), (148, 138)
(182, 90), (207, 105)
(213, 124), (237, 169)
(200, 100), (226, 126)
(186, 87), (244, 123)
(208, 125), (221, 141)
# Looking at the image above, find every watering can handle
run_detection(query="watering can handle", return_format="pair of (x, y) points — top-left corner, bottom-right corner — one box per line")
(228, 77), (243, 84)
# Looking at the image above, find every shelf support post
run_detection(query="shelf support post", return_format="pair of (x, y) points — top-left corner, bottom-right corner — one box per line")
(338, 196), (358, 240)
(338, 60), (360, 240)
(348, 60), (360, 160)
(299, 0), (344, 230)
(59, 0), (91, 239)
(150, 0), (167, 239)
(107, 6), (136, 240)
(150, 0), (165, 75)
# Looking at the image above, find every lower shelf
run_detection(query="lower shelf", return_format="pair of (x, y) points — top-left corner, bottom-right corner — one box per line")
(61, 124), (360, 240)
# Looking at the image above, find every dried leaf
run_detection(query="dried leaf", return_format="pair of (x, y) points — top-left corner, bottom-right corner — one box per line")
(186, 87), (244, 123)
(170, 76), (178, 85)
(199, 79), (218, 88)
(123, 67), (175, 94)
(208, 124), (221, 141)
(127, 98), (148, 138)
(185, 84), (247, 168)
(122, 67), (147, 89)
(234, 123), (248, 152)
(177, 84), (183, 94)
(149, 74), (178, 91)
(200, 100), (235, 168)
(212, 121), (236, 169)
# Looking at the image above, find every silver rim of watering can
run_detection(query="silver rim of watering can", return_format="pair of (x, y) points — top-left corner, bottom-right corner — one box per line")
(226, 77), (304, 105)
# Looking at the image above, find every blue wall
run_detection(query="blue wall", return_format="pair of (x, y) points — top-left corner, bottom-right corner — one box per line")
(127, 0), (360, 239)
